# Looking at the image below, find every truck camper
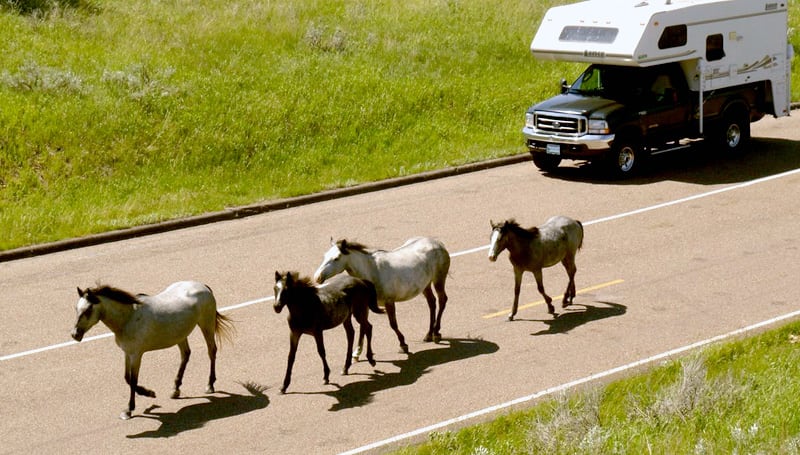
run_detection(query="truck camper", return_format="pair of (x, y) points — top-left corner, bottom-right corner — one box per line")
(522, 0), (792, 176)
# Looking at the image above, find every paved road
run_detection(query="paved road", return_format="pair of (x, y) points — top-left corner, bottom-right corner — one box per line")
(2, 115), (799, 454)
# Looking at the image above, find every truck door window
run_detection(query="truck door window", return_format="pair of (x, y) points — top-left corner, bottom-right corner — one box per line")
(650, 74), (675, 105)
(706, 34), (725, 61)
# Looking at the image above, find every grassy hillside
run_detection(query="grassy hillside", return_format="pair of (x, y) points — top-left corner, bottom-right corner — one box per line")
(394, 320), (800, 454)
(1, 0), (798, 250)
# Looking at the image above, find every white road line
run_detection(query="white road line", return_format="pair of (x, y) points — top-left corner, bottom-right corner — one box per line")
(339, 308), (800, 455)
(3, 167), (799, 363)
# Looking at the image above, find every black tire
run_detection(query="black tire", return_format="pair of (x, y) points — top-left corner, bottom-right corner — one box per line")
(531, 152), (561, 172)
(606, 137), (642, 178)
(717, 107), (750, 155)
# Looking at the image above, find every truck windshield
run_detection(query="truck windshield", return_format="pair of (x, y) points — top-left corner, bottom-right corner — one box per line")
(568, 65), (643, 101)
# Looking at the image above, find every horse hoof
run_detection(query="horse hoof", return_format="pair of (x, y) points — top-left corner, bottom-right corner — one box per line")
(508, 314), (515, 321)
(205, 386), (215, 394)
(400, 344), (410, 354)
(171, 389), (181, 399)
(280, 387), (287, 394)
(423, 333), (433, 342)
(367, 356), (376, 367)
(432, 333), (442, 343)
(120, 411), (132, 420)
(342, 368), (349, 376)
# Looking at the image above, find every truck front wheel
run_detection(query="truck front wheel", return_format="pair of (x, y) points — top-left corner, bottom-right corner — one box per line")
(606, 138), (641, 178)
(531, 152), (561, 172)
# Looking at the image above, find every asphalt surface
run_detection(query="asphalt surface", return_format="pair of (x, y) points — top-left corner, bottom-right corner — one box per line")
(2, 114), (799, 454)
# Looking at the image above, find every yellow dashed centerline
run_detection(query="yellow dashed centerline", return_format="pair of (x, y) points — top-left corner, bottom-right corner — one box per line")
(482, 279), (625, 319)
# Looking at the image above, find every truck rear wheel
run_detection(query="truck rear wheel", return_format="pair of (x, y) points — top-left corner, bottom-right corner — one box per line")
(531, 152), (561, 172)
(606, 138), (641, 178)
(718, 107), (750, 154)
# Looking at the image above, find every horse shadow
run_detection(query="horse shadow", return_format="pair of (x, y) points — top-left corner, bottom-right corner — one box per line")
(126, 381), (270, 439)
(294, 338), (499, 412)
(526, 301), (627, 336)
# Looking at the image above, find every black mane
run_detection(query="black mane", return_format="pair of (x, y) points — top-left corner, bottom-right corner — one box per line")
(279, 271), (318, 293)
(500, 219), (539, 239)
(90, 285), (143, 305)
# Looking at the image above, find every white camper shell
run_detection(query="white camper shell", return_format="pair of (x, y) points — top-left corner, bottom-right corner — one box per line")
(530, 0), (792, 117)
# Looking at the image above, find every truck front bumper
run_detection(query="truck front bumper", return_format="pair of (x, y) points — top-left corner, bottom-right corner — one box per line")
(522, 126), (615, 159)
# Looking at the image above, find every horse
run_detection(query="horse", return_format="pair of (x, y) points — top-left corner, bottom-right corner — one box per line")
(488, 217), (584, 320)
(313, 236), (450, 356)
(273, 271), (383, 394)
(70, 281), (234, 420)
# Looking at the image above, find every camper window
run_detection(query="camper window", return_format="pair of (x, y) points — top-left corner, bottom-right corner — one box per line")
(658, 25), (687, 49)
(559, 26), (618, 43)
(706, 34), (725, 61)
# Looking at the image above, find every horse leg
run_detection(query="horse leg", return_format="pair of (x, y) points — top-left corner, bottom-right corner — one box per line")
(432, 279), (448, 342)
(352, 329), (364, 363)
(342, 318), (354, 375)
(533, 269), (555, 315)
(561, 255), (578, 307)
(313, 331), (331, 385)
(385, 301), (408, 354)
(201, 325), (218, 394)
(422, 285), (436, 342)
(281, 331), (300, 394)
(172, 339), (191, 399)
(509, 268), (524, 321)
(354, 305), (377, 367)
(122, 353), (149, 420)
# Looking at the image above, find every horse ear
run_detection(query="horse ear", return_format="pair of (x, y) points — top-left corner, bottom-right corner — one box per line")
(275, 271), (281, 282)
(77, 287), (84, 297)
(286, 271), (294, 285)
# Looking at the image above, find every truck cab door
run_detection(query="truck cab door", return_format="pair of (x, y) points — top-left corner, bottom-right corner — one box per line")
(637, 70), (692, 143)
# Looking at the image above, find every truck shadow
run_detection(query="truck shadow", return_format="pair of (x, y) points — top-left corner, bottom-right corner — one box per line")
(545, 136), (800, 185)
(295, 338), (499, 412)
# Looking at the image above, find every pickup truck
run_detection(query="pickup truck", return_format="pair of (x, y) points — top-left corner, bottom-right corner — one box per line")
(523, 62), (768, 177)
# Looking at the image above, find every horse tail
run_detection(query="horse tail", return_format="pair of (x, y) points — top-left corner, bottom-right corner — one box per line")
(363, 280), (384, 314)
(214, 312), (235, 346)
(576, 220), (584, 251)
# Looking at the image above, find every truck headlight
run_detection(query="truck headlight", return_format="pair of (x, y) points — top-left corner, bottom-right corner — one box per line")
(588, 119), (609, 134)
(525, 112), (535, 129)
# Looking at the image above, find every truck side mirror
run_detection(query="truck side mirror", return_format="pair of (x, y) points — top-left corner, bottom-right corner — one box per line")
(560, 78), (569, 94)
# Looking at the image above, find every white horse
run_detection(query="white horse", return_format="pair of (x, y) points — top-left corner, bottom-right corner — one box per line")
(313, 237), (450, 356)
(71, 281), (234, 420)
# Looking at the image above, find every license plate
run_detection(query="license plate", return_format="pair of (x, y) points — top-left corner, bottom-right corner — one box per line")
(546, 144), (561, 155)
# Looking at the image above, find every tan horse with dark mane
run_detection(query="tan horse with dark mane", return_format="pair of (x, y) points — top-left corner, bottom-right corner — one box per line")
(489, 216), (584, 320)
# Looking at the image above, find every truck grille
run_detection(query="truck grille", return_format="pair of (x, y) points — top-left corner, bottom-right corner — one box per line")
(534, 112), (586, 136)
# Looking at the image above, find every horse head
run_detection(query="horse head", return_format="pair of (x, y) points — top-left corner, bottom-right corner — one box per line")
(488, 219), (511, 262)
(71, 287), (102, 342)
(313, 239), (349, 284)
(273, 271), (293, 313)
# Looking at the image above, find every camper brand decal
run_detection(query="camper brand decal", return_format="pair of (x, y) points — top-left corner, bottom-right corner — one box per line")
(765, 3), (778, 11)
(583, 50), (605, 58)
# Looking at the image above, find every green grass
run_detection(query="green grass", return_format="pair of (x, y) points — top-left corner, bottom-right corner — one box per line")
(1, 0), (799, 250)
(393, 321), (800, 454)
